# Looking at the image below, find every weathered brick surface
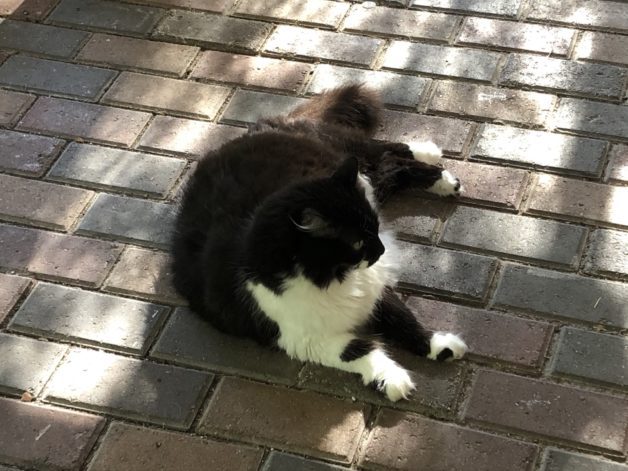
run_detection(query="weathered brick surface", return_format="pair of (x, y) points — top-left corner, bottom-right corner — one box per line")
(0, 273), (30, 323)
(542, 449), (628, 471)
(583, 229), (628, 279)
(262, 452), (348, 471)
(0, 20), (88, 58)
(606, 144), (628, 183)
(0, 130), (64, 176)
(361, 409), (538, 471)
(89, 422), (264, 471)
(221, 89), (306, 124)
(0, 397), (105, 471)
(527, 0), (628, 31)
(0, 89), (34, 126)
(2, 0), (59, 19)
(381, 195), (447, 243)
(126, 0), (229, 11)
(464, 369), (628, 452)
(554, 98), (628, 140)
(46, 348), (212, 428)
(410, 0), (521, 17)
(576, 31), (628, 66)
(235, 0), (348, 28)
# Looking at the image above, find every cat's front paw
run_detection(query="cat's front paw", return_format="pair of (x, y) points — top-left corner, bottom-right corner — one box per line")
(426, 170), (463, 197)
(427, 332), (468, 361)
(408, 140), (442, 166)
(371, 365), (416, 402)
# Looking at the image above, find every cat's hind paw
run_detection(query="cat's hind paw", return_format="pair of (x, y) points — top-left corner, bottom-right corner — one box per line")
(426, 170), (463, 197)
(408, 140), (442, 166)
(427, 332), (468, 361)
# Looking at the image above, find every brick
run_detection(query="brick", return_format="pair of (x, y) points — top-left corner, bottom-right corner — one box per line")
(344, 5), (457, 41)
(155, 11), (272, 52)
(49, 0), (163, 35)
(0, 397), (105, 471)
(152, 307), (302, 384)
(236, 0), (348, 28)
(396, 240), (497, 300)
(10, 282), (168, 354)
(18, 97), (151, 146)
(527, 174), (628, 228)
(0, 273), (30, 323)
(381, 194), (448, 243)
(46, 348), (212, 428)
(554, 98), (628, 140)
(583, 229), (628, 279)
(77, 33), (199, 77)
(361, 409), (538, 471)
(78, 193), (177, 249)
(0, 89), (34, 126)
(0, 19), (88, 58)
(494, 263), (628, 329)
(199, 377), (368, 462)
(410, 0), (521, 17)
(429, 82), (555, 126)
(308, 64), (429, 108)
(441, 206), (586, 267)
(48, 142), (186, 197)
(191, 51), (311, 91)
(0, 50), (11, 64)
(375, 110), (472, 155)
(262, 452), (348, 471)
(89, 422), (263, 471)
(407, 297), (552, 368)
(551, 327), (627, 388)
(138, 116), (245, 158)
(576, 31), (628, 66)
(129, 0), (229, 10)
(607, 144), (628, 183)
(103, 247), (183, 303)
(221, 89), (306, 124)
(2, 0), (59, 19)
(528, 1), (628, 32)
(265, 25), (384, 66)
(0, 223), (122, 286)
(543, 448), (628, 471)
(0, 173), (93, 231)
(473, 123), (607, 176)
(0, 333), (66, 396)
(0, 129), (64, 176)
(465, 369), (628, 452)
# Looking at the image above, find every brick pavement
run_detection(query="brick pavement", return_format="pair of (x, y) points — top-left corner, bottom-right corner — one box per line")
(0, 1), (627, 470)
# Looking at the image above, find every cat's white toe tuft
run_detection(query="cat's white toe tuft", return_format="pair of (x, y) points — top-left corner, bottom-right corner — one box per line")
(408, 141), (443, 165)
(426, 170), (463, 197)
(428, 332), (468, 361)
(381, 366), (416, 402)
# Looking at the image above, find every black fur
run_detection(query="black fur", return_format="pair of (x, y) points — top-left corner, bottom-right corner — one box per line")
(341, 338), (377, 362)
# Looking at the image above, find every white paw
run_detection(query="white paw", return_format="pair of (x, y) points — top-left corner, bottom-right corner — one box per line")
(408, 141), (442, 165)
(377, 365), (416, 402)
(427, 332), (468, 361)
(426, 170), (463, 197)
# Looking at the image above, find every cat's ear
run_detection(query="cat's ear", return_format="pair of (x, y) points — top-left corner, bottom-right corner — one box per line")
(292, 208), (337, 237)
(332, 157), (359, 187)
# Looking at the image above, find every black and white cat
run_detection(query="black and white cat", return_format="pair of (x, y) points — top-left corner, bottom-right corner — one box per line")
(172, 85), (467, 401)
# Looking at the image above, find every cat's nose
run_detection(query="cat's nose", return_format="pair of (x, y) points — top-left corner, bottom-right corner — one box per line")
(367, 239), (385, 266)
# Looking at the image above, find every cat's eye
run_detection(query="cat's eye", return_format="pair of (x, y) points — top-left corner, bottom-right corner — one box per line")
(352, 240), (364, 250)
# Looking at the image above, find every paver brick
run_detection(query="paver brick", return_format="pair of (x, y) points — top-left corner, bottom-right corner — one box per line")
(458, 17), (574, 55)
(0, 19), (89, 58)
(0, 55), (116, 100)
(77, 193), (177, 249)
(381, 194), (447, 243)
(554, 98), (628, 140)
(0, 333), (67, 396)
(527, 0), (628, 32)
(48, 142), (186, 197)
(472, 123), (607, 176)
(441, 206), (586, 267)
(0, 89), (34, 126)
(18, 97), (151, 146)
(583, 229), (628, 279)
(493, 263), (628, 329)
(0, 130), (64, 176)
(262, 452), (348, 471)
(77, 33), (199, 77)
(410, 0), (521, 17)
(235, 0), (348, 28)
(221, 89), (306, 125)
(199, 377), (369, 462)
(191, 51), (311, 91)
(0, 173), (93, 231)
(429, 82), (555, 126)
(542, 448), (628, 471)
(152, 307), (302, 384)
(46, 348), (212, 429)
(49, 0), (163, 35)
(0, 397), (105, 471)
(2, 0), (59, 20)
(606, 144), (628, 183)
(383, 41), (501, 82)
(265, 25), (384, 66)
(550, 327), (627, 388)
(125, 0), (229, 11)
(361, 409), (538, 471)
(88, 422), (264, 471)
(464, 369), (628, 452)
(103, 72), (230, 119)
(527, 174), (628, 228)
(0, 273), (30, 323)
(154, 10), (272, 52)
(576, 31), (628, 66)
(10, 282), (168, 354)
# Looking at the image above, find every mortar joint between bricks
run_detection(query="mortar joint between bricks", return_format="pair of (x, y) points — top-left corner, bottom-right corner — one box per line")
(0, 278), (36, 330)
(351, 404), (381, 468)
(335, 1), (355, 33)
(516, 0), (534, 21)
(517, 171), (538, 216)
(448, 15), (466, 46)
(78, 417), (112, 471)
(369, 38), (391, 71)
(490, 53), (509, 86)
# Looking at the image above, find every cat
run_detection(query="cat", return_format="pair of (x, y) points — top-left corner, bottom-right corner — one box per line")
(172, 84), (467, 401)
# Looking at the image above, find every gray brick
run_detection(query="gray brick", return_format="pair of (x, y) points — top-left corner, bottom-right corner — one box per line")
(0, 55), (116, 101)
(263, 452), (348, 471)
(441, 206), (586, 267)
(494, 263), (628, 329)
(396, 241), (497, 300)
(583, 229), (628, 279)
(607, 144), (628, 183)
(77, 193), (176, 249)
(383, 41), (501, 82)
(236, 0), (349, 28)
(48, 143), (186, 197)
(0, 90), (34, 126)
(576, 31), (628, 67)
(155, 10), (272, 52)
(500, 54), (627, 100)
(0, 333), (67, 396)
(221, 89), (306, 124)
(528, 0), (628, 32)
(551, 327), (627, 388)
(10, 282), (168, 354)
(0, 273), (30, 324)
(381, 195), (448, 243)
(472, 124), (607, 176)
(0, 20), (89, 58)
(308, 64), (429, 108)
(554, 98), (628, 140)
(50, 0), (163, 35)
(0, 130), (64, 177)
(410, 0), (521, 17)
(152, 307), (302, 384)
(543, 448), (628, 471)
(45, 348), (212, 429)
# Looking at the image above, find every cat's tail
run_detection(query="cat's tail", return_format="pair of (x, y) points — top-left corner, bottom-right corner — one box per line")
(288, 84), (381, 137)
